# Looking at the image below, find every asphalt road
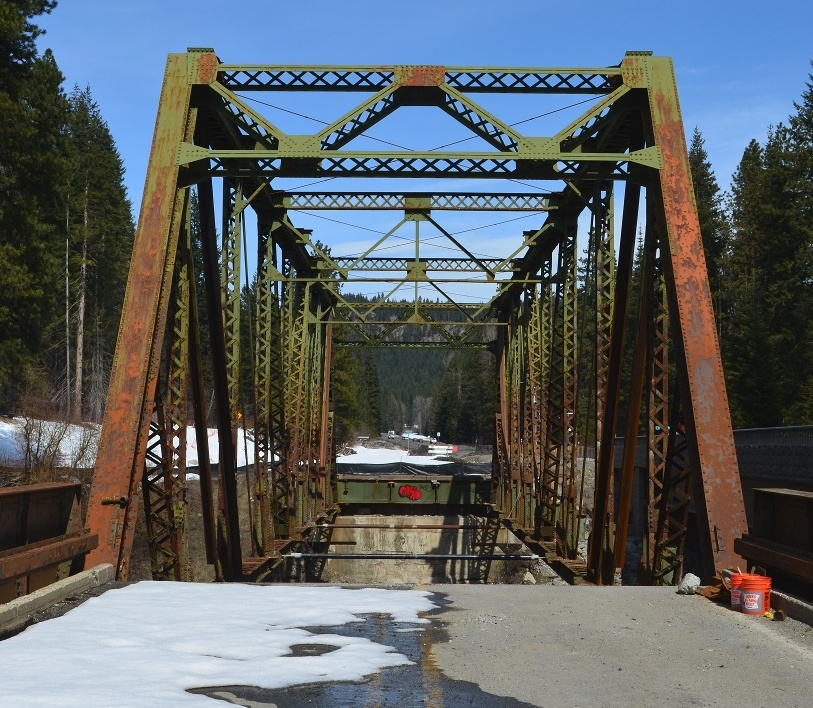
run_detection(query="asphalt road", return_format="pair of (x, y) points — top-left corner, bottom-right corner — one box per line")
(429, 584), (813, 707)
(7, 581), (813, 707)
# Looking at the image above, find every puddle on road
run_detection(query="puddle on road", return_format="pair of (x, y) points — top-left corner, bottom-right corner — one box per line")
(189, 592), (534, 708)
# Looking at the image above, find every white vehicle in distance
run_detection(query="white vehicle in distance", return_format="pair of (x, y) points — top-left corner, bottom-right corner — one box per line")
(403, 433), (436, 444)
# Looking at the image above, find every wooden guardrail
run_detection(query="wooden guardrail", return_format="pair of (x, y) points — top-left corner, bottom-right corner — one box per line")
(0, 482), (98, 603)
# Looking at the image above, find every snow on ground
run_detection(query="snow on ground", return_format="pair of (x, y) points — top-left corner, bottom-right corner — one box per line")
(0, 417), (99, 468)
(0, 417), (255, 470)
(0, 583), (437, 707)
(0, 419), (19, 461)
(0, 417), (449, 472)
(337, 445), (453, 466)
(185, 426), (255, 469)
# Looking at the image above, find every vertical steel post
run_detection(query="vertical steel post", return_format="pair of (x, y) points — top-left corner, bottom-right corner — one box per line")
(253, 218), (274, 552)
(141, 201), (192, 581)
(643, 55), (747, 577)
(559, 215), (579, 558)
(644, 203), (670, 582)
(197, 168), (242, 580)
(587, 127), (643, 583)
(86, 52), (209, 578)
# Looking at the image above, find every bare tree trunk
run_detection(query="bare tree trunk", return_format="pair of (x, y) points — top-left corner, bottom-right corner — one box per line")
(65, 202), (71, 416)
(89, 291), (107, 422)
(73, 178), (88, 420)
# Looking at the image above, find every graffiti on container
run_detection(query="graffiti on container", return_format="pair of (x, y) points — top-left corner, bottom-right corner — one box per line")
(398, 485), (422, 501)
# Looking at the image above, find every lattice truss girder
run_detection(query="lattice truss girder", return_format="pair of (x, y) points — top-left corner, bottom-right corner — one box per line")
(85, 50), (747, 587)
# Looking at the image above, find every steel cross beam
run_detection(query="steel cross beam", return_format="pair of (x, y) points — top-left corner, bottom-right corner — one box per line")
(217, 64), (622, 93)
(281, 192), (553, 211)
(180, 146), (661, 180)
(329, 257), (509, 273)
(86, 50), (746, 587)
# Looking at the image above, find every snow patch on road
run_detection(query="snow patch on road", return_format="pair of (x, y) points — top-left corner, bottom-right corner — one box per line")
(0, 583), (437, 707)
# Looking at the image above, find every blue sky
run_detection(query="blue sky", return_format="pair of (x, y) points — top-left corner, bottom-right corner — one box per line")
(38, 1), (812, 211)
(35, 0), (813, 299)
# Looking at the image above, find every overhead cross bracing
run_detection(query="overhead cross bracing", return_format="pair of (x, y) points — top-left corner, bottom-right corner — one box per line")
(85, 50), (747, 587)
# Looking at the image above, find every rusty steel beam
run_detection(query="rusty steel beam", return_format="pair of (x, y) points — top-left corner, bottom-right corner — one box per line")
(734, 536), (813, 585)
(0, 533), (98, 582)
(0, 482), (85, 547)
(285, 552), (539, 561)
(612, 249), (650, 570)
(644, 206), (670, 582)
(313, 524), (494, 530)
(85, 52), (210, 577)
(198, 170), (243, 580)
(0, 482), (93, 600)
(644, 55), (747, 578)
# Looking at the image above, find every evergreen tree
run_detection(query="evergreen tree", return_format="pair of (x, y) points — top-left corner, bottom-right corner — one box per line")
(429, 348), (496, 444)
(784, 64), (813, 421)
(688, 128), (729, 326)
(360, 351), (381, 434)
(330, 329), (360, 445)
(724, 129), (811, 426)
(0, 1), (67, 407)
(64, 85), (134, 419)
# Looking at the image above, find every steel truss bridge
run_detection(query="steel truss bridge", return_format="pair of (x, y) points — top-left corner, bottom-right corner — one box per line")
(85, 50), (747, 585)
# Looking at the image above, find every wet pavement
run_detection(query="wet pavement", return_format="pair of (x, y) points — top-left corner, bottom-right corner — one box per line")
(190, 591), (534, 707)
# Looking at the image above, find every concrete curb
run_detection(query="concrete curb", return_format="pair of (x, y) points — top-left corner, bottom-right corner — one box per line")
(0, 564), (115, 630)
(771, 590), (813, 627)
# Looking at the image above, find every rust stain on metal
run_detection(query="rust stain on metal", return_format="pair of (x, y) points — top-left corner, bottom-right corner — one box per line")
(0, 534), (98, 581)
(0, 481), (83, 500)
(649, 57), (747, 575)
(620, 55), (648, 89)
(396, 65), (446, 86)
(86, 53), (194, 576)
(196, 52), (219, 84)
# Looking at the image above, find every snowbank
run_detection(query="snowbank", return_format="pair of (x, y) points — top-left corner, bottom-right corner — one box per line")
(0, 419), (451, 472)
(337, 445), (453, 466)
(0, 417), (99, 468)
(0, 418), (256, 470)
(0, 583), (437, 706)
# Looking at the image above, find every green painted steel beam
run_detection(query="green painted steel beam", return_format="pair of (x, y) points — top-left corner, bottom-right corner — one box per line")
(335, 340), (491, 349)
(328, 257), (510, 272)
(334, 302), (489, 310)
(177, 143), (663, 170)
(184, 157), (643, 181)
(281, 192), (552, 211)
(217, 65), (622, 93)
(335, 476), (492, 505)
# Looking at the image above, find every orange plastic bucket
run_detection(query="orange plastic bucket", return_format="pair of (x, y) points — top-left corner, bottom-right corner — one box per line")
(761, 575), (771, 612)
(741, 575), (770, 616)
(730, 572), (743, 611)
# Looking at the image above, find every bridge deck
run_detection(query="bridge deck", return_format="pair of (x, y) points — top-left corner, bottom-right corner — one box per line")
(2, 582), (812, 706)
